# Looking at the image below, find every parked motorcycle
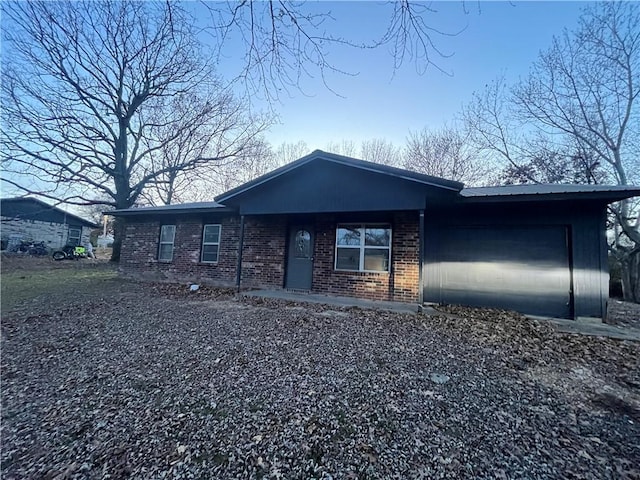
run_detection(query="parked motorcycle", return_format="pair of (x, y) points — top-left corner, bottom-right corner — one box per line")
(52, 245), (87, 261)
(11, 240), (49, 256)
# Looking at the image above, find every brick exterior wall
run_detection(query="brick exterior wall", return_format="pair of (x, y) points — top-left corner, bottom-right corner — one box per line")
(311, 212), (420, 302)
(240, 216), (287, 289)
(119, 216), (240, 286)
(118, 212), (420, 303)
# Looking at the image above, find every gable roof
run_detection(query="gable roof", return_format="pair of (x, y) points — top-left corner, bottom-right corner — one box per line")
(0, 197), (99, 227)
(215, 150), (464, 204)
(110, 201), (233, 217)
(461, 184), (640, 203)
(107, 152), (640, 218)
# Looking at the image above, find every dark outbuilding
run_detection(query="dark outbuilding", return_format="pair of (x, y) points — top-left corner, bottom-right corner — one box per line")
(111, 150), (640, 321)
(1, 197), (98, 250)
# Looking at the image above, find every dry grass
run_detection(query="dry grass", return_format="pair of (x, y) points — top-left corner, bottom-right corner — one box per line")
(1, 254), (117, 313)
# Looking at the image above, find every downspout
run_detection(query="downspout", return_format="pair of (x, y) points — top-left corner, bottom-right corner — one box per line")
(236, 215), (245, 293)
(418, 209), (425, 312)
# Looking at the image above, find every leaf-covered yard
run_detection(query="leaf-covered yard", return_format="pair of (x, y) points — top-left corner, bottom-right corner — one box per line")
(1, 260), (639, 479)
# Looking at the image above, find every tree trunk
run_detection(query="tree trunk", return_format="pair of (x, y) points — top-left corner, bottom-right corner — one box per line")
(110, 217), (125, 262)
(620, 250), (640, 303)
(110, 119), (130, 263)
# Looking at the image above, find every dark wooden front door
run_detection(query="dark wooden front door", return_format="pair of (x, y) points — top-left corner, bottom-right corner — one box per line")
(286, 226), (314, 290)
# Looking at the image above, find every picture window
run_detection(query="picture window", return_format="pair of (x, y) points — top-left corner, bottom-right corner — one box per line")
(335, 224), (391, 272)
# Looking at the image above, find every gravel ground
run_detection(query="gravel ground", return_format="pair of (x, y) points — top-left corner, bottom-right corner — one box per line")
(2, 278), (640, 479)
(608, 299), (640, 329)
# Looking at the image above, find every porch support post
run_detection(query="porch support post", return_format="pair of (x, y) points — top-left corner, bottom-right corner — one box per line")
(418, 209), (425, 307)
(236, 215), (245, 293)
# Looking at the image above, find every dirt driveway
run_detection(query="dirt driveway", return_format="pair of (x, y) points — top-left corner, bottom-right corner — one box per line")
(2, 260), (639, 479)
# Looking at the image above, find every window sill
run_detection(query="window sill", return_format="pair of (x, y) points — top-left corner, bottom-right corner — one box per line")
(334, 268), (390, 275)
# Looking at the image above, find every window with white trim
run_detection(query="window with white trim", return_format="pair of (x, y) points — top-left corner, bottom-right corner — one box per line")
(201, 224), (221, 263)
(67, 227), (82, 246)
(335, 224), (391, 272)
(158, 225), (176, 262)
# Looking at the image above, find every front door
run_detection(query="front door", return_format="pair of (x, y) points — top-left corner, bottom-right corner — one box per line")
(285, 226), (314, 290)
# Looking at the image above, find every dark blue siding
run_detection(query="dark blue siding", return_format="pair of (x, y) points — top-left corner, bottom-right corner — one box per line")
(223, 161), (457, 214)
(424, 201), (608, 319)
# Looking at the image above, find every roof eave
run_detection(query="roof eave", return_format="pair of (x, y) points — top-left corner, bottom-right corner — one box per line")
(460, 191), (640, 204)
(108, 206), (236, 217)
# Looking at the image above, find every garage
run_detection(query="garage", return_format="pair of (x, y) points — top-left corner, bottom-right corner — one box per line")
(430, 225), (572, 318)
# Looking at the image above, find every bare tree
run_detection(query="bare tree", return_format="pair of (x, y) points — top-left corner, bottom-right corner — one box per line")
(1, 1), (265, 260)
(500, 135), (606, 186)
(462, 76), (542, 182)
(513, 2), (639, 185)
(273, 141), (311, 166)
(325, 140), (358, 158)
(324, 139), (401, 166)
(138, 93), (269, 206)
(204, 1), (465, 102)
(404, 126), (495, 185)
(464, 79), (606, 185)
(360, 139), (402, 166)
(465, 2), (640, 301)
(215, 138), (281, 193)
(215, 139), (316, 194)
(152, 139), (312, 202)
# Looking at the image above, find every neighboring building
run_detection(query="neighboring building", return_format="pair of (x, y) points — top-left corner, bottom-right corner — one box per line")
(1, 197), (98, 250)
(97, 234), (114, 248)
(110, 150), (640, 321)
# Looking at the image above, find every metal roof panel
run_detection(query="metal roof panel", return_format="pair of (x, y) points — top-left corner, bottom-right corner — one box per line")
(460, 184), (640, 203)
(109, 201), (233, 216)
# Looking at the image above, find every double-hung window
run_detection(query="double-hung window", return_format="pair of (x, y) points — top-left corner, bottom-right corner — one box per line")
(67, 227), (81, 246)
(158, 225), (176, 262)
(335, 224), (391, 272)
(201, 224), (221, 263)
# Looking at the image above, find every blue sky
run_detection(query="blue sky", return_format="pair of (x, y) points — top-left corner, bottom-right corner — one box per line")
(238, 1), (587, 149)
(1, 0), (589, 206)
